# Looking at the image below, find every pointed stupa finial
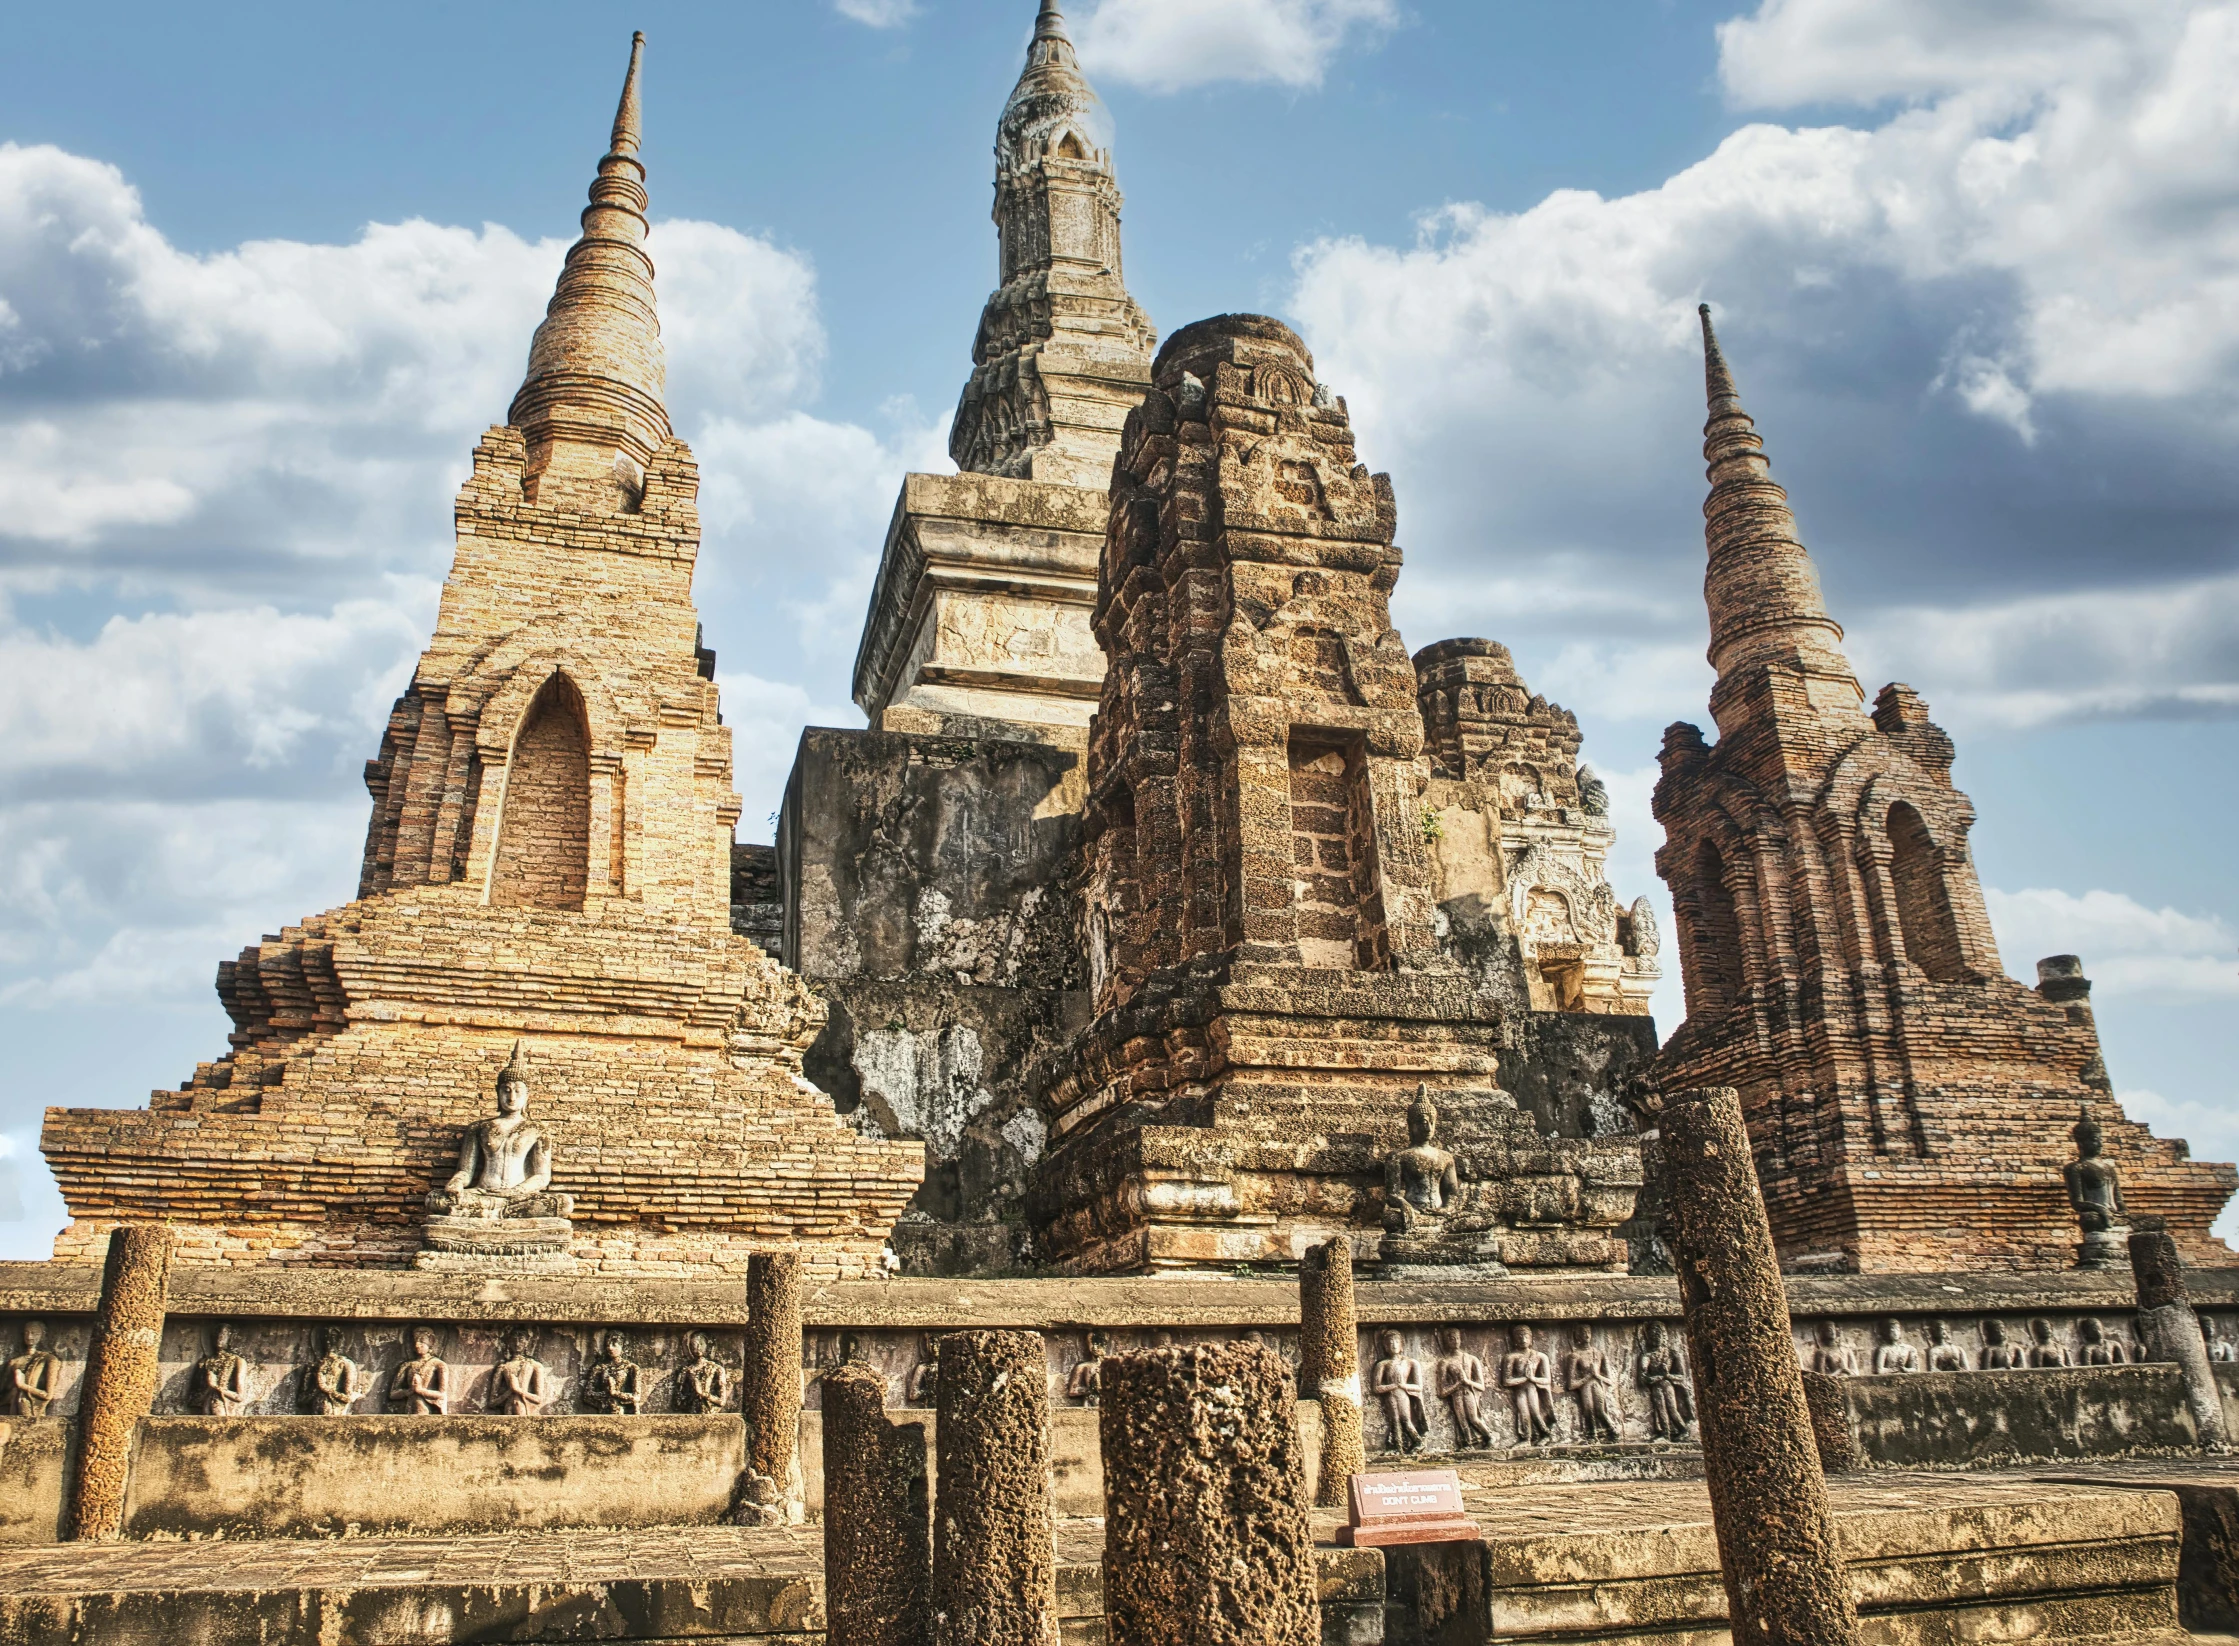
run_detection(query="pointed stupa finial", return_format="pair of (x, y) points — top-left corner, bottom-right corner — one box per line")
(1699, 303), (1740, 417)
(611, 31), (645, 158)
(1036, 0), (1068, 41)
(508, 32), (672, 510)
(1693, 302), (1857, 708)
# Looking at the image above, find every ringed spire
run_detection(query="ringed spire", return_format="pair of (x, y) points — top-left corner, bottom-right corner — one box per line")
(509, 31), (671, 511)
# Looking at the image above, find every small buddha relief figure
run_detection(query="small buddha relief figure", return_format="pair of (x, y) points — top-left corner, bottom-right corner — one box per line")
(5, 1319), (60, 1418)
(491, 1326), (555, 1414)
(1066, 1332), (1107, 1408)
(390, 1326), (451, 1414)
(1807, 1319), (1855, 1376)
(2079, 1317), (2123, 1366)
(2028, 1317), (2072, 1369)
(2065, 1104), (2128, 1270)
(2209, 1318), (2236, 1364)
(1567, 1325), (1621, 1443)
(1432, 1326), (1495, 1450)
(1636, 1321), (1695, 1443)
(675, 1331), (732, 1414)
(309, 1326), (368, 1415)
(193, 1324), (251, 1416)
(1371, 1329), (1428, 1454)
(584, 1331), (644, 1415)
(1501, 1324), (1556, 1447)
(1379, 1087), (1504, 1274)
(1873, 1319), (1920, 1375)
(1927, 1320), (1968, 1373)
(907, 1334), (938, 1407)
(1980, 1319), (2025, 1370)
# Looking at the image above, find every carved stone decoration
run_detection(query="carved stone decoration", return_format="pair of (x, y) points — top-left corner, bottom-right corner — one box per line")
(1808, 1319), (1856, 1376)
(1980, 1319), (2025, 1370)
(1872, 1319), (1919, 1375)
(2210, 1320), (2237, 1364)
(1566, 1325), (1621, 1443)
(584, 1330), (644, 1414)
(418, 1041), (578, 1273)
(309, 1327), (367, 1415)
(2066, 1105), (2131, 1270)
(1636, 1320), (1695, 1442)
(2079, 1317), (2125, 1366)
(1066, 1330), (1106, 1407)
(1370, 1329), (1426, 1455)
(390, 1325), (451, 1414)
(1432, 1326), (1494, 1450)
(1927, 1320), (1967, 1372)
(5, 1319), (59, 1418)
(490, 1325), (555, 1414)
(907, 1333), (938, 1408)
(675, 1330), (732, 1414)
(192, 1324), (251, 1416)
(1501, 1324), (1556, 1447)
(2028, 1317), (2072, 1368)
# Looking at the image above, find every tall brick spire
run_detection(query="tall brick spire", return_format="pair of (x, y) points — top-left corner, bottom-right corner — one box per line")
(949, 0), (1156, 487)
(1696, 304), (1855, 717)
(510, 31), (672, 511)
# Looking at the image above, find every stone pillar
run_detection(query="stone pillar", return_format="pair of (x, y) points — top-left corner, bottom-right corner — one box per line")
(1661, 1087), (1859, 1645)
(1800, 1371), (1865, 1475)
(66, 1223), (172, 1542)
(743, 1249), (806, 1521)
(931, 1329), (1058, 1646)
(1100, 1341), (1319, 1646)
(1300, 1236), (1363, 1507)
(823, 1363), (932, 1646)
(2131, 1221), (2229, 1448)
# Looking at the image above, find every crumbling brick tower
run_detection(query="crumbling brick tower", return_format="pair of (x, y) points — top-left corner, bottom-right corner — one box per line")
(1653, 306), (2233, 1273)
(40, 36), (923, 1276)
(1031, 315), (1640, 1273)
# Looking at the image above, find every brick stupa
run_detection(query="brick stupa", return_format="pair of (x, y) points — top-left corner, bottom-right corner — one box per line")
(39, 36), (925, 1277)
(1652, 305), (2234, 1272)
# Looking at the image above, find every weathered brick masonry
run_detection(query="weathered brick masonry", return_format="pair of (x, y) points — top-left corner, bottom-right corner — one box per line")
(39, 36), (923, 1277)
(1652, 307), (2234, 1272)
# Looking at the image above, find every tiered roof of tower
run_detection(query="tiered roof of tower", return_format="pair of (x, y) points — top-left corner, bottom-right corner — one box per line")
(949, 0), (1157, 488)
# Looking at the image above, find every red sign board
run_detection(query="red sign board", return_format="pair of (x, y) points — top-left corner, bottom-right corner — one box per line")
(1337, 1468), (1478, 1548)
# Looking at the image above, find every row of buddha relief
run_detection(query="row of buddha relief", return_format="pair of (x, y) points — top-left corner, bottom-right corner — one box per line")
(6, 1309), (2226, 1424)
(1792, 1312), (2238, 1373)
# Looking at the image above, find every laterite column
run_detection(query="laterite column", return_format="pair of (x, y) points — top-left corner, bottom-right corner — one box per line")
(66, 1223), (172, 1541)
(1662, 1087), (1859, 1645)
(743, 1249), (806, 1521)
(1300, 1236), (1363, 1507)
(932, 1329), (1057, 1646)
(2131, 1221), (2230, 1448)
(823, 1362), (932, 1646)
(1101, 1341), (1319, 1646)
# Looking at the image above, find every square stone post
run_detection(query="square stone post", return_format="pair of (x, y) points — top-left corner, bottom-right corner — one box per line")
(1100, 1341), (1319, 1646)
(1660, 1086), (1859, 1645)
(2131, 1220), (2229, 1448)
(932, 1329), (1058, 1646)
(66, 1223), (172, 1541)
(822, 1362), (932, 1646)
(743, 1249), (806, 1522)
(1300, 1236), (1363, 1507)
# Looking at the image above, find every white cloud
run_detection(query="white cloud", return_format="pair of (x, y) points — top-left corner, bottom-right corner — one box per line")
(833, 0), (919, 26)
(1985, 886), (2239, 997)
(1076, 0), (1397, 92)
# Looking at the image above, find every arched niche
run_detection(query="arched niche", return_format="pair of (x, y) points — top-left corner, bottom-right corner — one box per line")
(1886, 801), (1966, 981)
(1683, 836), (1746, 1015)
(489, 672), (591, 911)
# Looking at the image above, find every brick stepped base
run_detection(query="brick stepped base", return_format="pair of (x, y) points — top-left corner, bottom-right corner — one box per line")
(0, 1475), (2196, 1646)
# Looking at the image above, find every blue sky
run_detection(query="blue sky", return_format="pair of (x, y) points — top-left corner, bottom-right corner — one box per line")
(0, 0), (2234, 1254)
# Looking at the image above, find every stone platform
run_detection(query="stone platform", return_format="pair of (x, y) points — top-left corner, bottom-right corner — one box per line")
(0, 1472), (2206, 1645)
